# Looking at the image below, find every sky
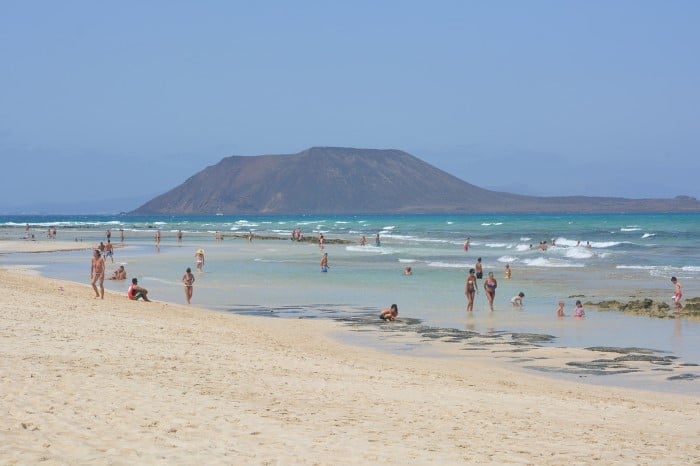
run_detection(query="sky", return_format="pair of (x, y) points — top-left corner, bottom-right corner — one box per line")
(1, 1), (699, 213)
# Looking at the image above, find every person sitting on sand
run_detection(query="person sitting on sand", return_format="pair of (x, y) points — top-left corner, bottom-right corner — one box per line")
(108, 265), (126, 280)
(511, 292), (525, 307)
(127, 278), (150, 301)
(380, 304), (399, 321)
(573, 300), (585, 317)
(556, 301), (566, 317)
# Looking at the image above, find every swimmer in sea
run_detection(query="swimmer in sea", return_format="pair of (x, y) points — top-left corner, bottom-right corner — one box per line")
(380, 304), (399, 321)
(573, 300), (585, 318)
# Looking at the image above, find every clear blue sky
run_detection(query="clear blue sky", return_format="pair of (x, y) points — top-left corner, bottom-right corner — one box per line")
(2, 1), (698, 213)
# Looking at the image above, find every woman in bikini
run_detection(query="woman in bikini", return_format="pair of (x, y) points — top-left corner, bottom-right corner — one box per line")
(182, 267), (195, 304)
(483, 271), (497, 311)
(465, 268), (478, 312)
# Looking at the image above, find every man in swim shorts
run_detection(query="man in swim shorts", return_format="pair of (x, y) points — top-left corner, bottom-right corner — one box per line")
(475, 257), (483, 279)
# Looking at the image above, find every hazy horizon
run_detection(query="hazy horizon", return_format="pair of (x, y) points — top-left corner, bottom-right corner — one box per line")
(2, 1), (698, 213)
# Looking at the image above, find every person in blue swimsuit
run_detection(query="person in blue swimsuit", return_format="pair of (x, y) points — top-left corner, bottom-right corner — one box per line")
(483, 271), (497, 311)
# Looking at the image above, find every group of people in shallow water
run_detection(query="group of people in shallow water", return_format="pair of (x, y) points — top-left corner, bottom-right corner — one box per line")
(89, 228), (206, 305)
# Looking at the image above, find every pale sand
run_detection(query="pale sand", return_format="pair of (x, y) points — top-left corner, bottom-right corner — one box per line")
(1, 265), (699, 464)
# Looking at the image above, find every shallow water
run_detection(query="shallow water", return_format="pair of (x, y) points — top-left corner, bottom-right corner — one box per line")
(2, 213), (699, 394)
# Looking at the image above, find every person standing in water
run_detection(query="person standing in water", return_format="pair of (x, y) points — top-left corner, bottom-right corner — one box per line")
(182, 267), (195, 304)
(671, 276), (683, 312)
(465, 268), (478, 312)
(195, 250), (205, 272)
(483, 271), (497, 311)
(475, 257), (483, 280)
(320, 253), (329, 272)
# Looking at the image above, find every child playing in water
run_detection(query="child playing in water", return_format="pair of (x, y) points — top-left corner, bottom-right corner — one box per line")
(511, 291), (525, 307)
(556, 301), (566, 317)
(573, 300), (585, 318)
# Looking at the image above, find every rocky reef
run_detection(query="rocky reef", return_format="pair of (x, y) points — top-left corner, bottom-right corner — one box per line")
(585, 297), (700, 318)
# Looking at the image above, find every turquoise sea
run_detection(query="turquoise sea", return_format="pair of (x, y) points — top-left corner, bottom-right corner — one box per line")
(2, 213), (699, 393)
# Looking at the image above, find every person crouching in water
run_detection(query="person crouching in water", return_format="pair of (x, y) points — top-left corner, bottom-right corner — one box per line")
(127, 278), (150, 301)
(380, 304), (399, 321)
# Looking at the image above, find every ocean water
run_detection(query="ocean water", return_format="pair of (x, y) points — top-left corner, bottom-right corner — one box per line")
(2, 213), (699, 392)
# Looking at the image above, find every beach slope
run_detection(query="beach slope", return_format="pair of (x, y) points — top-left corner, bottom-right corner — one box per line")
(1, 269), (698, 464)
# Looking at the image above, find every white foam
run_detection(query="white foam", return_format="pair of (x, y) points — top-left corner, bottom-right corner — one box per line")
(497, 255), (518, 263)
(522, 257), (584, 268)
(427, 261), (470, 268)
(565, 248), (594, 259)
(398, 258), (417, 263)
(642, 233), (655, 239)
(485, 243), (508, 248)
(621, 227), (641, 232)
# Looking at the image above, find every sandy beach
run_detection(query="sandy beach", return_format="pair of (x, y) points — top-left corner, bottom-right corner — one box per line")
(0, 241), (698, 464)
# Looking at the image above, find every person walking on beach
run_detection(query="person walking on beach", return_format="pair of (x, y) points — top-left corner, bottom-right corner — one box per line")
(320, 252), (329, 272)
(127, 278), (150, 301)
(671, 276), (683, 312)
(483, 271), (497, 311)
(177, 230), (183, 243)
(475, 257), (483, 280)
(380, 304), (399, 321)
(465, 268), (478, 312)
(182, 267), (195, 304)
(90, 249), (105, 299)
